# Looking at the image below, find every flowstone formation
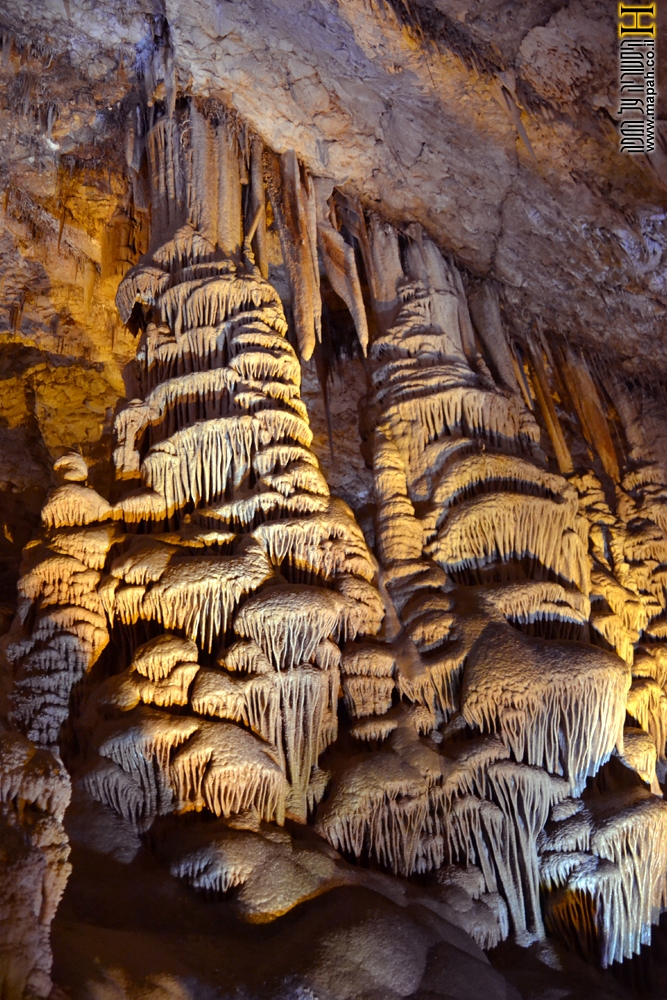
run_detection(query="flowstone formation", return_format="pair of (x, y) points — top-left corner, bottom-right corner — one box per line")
(315, 216), (667, 961)
(5, 74), (667, 1000)
(1, 101), (387, 995)
(10, 102), (384, 826)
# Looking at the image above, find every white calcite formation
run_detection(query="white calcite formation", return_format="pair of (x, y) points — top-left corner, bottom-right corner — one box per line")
(1, 100), (385, 996)
(0, 731), (71, 999)
(316, 213), (667, 961)
(95, 113), (380, 831)
(6, 76), (667, 998)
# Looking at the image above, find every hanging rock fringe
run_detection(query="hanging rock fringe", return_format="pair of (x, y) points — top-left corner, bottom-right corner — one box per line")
(316, 753), (430, 876)
(462, 625), (630, 794)
(12, 94), (666, 970)
(170, 721), (287, 823)
(3, 101), (385, 896)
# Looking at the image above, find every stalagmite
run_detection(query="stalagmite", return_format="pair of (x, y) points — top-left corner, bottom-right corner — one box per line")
(159, 819), (349, 921)
(326, 205), (655, 964)
(0, 732), (71, 999)
(373, 431), (424, 565)
(53, 451), (89, 482)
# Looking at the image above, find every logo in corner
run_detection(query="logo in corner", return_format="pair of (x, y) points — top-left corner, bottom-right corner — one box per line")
(617, 4), (657, 153)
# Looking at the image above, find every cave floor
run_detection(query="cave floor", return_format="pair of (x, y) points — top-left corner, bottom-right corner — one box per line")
(50, 840), (667, 1000)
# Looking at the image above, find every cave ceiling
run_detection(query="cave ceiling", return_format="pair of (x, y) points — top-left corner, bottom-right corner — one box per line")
(2, 0), (667, 376)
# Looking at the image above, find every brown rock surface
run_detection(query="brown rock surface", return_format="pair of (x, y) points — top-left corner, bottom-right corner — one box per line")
(4, 4), (667, 1000)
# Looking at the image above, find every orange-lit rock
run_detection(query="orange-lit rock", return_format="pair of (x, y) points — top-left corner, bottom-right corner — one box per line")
(3, 4), (667, 998)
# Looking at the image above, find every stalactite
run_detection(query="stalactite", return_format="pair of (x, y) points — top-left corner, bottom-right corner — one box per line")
(140, 542), (274, 650)
(542, 788), (667, 966)
(620, 727), (659, 791)
(314, 179), (369, 354)
(467, 283), (522, 396)
(264, 149), (320, 360)
(234, 583), (378, 670)
(8, 517), (111, 745)
(170, 721), (287, 822)
(627, 677), (667, 761)
(157, 818), (355, 922)
(252, 498), (374, 581)
(362, 212), (403, 333)
(482, 580), (590, 627)
(9, 83), (667, 978)
(146, 116), (184, 243)
(462, 622), (630, 793)
(248, 135), (268, 279)
(342, 675), (395, 717)
(41, 483), (113, 529)
(47, 524), (122, 570)
(191, 668), (280, 746)
(428, 491), (584, 583)
(316, 752), (430, 876)
(483, 761), (568, 941)
(559, 344), (620, 481)
(4, 103), (387, 941)
(524, 338), (574, 475)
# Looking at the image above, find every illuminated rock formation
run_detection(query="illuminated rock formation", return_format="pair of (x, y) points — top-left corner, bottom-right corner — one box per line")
(0, 732), (70, 999)
(0, 99), (388, 997)
(4, 25), (667, 996)
(316, 215), (667, 961)
(9, 102), (382, 852)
